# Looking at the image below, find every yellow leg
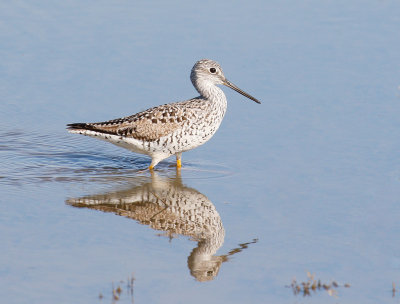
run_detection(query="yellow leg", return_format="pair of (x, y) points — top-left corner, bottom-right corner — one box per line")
(176, 152), (182, 168)
(149, 156), (162, 170)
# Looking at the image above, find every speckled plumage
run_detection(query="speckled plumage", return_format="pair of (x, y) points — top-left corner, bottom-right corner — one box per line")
(67, 59), (260, 169)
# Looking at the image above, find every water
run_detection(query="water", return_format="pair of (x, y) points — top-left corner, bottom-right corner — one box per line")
(1, 1), (400, 303)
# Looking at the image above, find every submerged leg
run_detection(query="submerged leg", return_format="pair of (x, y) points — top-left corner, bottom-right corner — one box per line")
(176, 152), (182, 168)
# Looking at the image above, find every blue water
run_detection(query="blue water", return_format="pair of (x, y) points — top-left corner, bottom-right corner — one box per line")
(1, 1), (400, 303)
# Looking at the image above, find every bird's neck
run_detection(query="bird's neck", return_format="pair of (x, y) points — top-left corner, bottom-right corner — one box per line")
(193, 80), (226, 104)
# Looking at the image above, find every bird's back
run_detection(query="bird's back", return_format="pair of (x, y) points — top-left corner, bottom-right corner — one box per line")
(67, 97), (226, 156)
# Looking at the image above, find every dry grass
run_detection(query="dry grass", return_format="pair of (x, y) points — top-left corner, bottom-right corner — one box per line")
(287, 272), (350, 297)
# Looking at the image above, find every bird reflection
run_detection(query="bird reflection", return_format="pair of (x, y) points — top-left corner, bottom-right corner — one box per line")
(67, 171), (256, 282)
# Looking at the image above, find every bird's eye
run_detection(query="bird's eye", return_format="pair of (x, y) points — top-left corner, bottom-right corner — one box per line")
(209, 67), (217, 74)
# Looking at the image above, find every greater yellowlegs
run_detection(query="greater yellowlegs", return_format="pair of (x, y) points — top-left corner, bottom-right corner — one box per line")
(67, 59), (260, 169)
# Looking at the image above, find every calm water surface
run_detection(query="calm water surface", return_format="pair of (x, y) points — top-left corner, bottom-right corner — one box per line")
(1, 1), (400, 303)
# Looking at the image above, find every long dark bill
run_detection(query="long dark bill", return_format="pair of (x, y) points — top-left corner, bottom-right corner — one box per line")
(223, 79), (261, 104)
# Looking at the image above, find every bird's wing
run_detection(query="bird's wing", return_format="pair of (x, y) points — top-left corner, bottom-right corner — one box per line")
(67, 100), (197, 141)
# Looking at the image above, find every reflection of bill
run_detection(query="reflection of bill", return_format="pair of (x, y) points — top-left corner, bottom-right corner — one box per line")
(66, 172), (256, 282)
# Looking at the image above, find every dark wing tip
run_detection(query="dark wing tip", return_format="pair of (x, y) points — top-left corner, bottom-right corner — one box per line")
(66, 123), (90, 130)
(66, 122), (117, 136)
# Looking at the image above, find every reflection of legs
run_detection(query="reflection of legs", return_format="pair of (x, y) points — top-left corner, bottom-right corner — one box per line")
(176, 152), (182, 168)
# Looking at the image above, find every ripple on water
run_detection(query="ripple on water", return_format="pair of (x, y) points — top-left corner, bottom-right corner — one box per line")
(0, 128), (233, 186)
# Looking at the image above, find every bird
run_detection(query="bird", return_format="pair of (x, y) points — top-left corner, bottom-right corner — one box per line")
(67, 59), (260, 170)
